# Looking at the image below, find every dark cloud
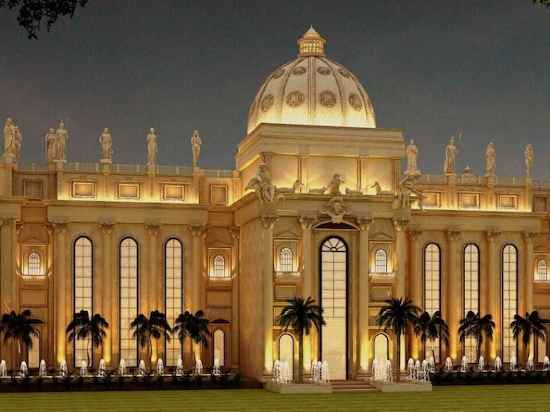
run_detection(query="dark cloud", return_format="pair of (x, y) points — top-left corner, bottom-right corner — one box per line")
(0, 0), (549, 176)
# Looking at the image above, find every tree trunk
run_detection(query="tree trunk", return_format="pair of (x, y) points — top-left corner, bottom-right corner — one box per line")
(298, 333), (304, 384)
(87, 338), (92, 368)
(396, 333), (401, 382)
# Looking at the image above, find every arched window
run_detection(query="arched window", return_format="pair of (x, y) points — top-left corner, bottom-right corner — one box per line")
(211, 255), (226, 278)
(424, 243), (441, 361)
(120, 237), (138, 367)
(279, 247), (294, 272)
(213, 329), (225, 367)
(27, 252), (41, 276)
(278, 334), (294, 381)
(374, 249), (388, 273)
(502, 244), (518, 363)
(165, 238), (183, 366)
(373, 333), (389, 362)
(536, 259), (548, 281)
(463, 243), (480, 362)
(74, 237), (93, 366)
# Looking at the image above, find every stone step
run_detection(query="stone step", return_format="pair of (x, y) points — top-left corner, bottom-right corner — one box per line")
(330, 380), (377, 392)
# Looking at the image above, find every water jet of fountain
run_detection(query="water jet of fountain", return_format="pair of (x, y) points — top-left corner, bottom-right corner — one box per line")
(59, 360), (68, 377)
(0, 360), (7, 377)
(213, 357), (221, 376)
(460, 355), (468, 373)
(156, 358), (164, 376)
(176, 357), (184, 376)
(510, 355), (517, 371)
(80, 360), (88, 376)
(194, 359), (203, 375)
(495, 356), (502, 372)
(445, 357), (453, 372)
(321, 360), (329, 383)
(478, 356), (484, 371)
(20, 361), (28, 378)
(138, 360), (146, 376)
(39, 360), (47, 377)
(544, 355), (550, 371)
(97, 359), (106, 377)
(118, 358), (126, 376)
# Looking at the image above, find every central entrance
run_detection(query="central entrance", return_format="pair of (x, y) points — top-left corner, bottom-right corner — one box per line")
(320, 237), (348, 380)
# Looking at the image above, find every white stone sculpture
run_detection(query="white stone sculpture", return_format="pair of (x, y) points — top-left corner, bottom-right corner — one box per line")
(3, 118), (18, 163)
(407, 358), (415, 380)
(543, 355), (550, 371)
(461, 355), (468, 373)
(98, 358), (106, 377)
(156, 358), (164, 376)
(527, 354), (534, 371)
(0, 360), (6, 377)
(495, 356), (502, 372)
(176, 357), (184, 376)
(138, 359), (147, 376)
(80, 360), (88, 376)
(245, 163), (277, 203)
(55, 120), (68, 161)
(39, 359), (47, 377)
(13, 125), (22, 162)
(59, 360), (68, 377)
(406, 139), (420, 176)
(444, 136), (458, 175)
(326, 174), (344, 195)
(99, 128), (113, 163)
(45, 128), (57, 162)
(485, 142), (496, 177)
(395, 174), (423, 210)
(191, 129), (202, 168)
(20, 361), (28, 377)
(194, 358), (203, 375)
(510, 354), (517, 371)
(322, 196), (349, 224)
(118, 358), (126, 376)
(478, 355), (484, 371)
(524, 144), (534, 178)
(445, 356), (453, 372)
(147, 128), (158, 167)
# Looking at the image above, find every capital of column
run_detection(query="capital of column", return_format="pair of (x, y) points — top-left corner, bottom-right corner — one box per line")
(188, 224), (207, 238)
(50, 219), (67, 234)
(0, 217), (15, 228)
(486, 228), (502, 243)
(392, 217), (409, 232)
(98, 219), (114, 235)
(523, 231), (537, 244)
(260, 214), (278, 230)
(298, 215), (316, 230)
(356, 214), (373, 232)
(407, 227), (422, 241)
(145, 223), (160, 237)
(446, 228), (461, 242)
(230, 226), (240, 241)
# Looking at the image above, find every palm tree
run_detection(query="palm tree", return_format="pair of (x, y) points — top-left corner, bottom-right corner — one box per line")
(130, 310), (172, 368)
(511, 311), (548, 360)
(173, 310), (210, 366)
(458, 311), (495, 360)
(0, 310), (43, 363)
(376, 297), (420, 382)
(66, 310), (109, 366)
(277, 296), (325, 383)
(413, 310), (449, 362)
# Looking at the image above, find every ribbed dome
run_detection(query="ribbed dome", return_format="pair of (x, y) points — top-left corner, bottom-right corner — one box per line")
(247, 27), (376, 134)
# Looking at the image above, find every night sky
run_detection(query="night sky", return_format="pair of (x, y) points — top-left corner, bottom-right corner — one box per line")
(0, 1), (549, 176)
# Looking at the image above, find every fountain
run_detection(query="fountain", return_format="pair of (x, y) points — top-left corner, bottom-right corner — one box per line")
(59, 360), (68, 377)
(138, 360), (147, 376)
(118, 358), (126, 375)
(0, 360), (7, 378)
(428, 356), (436, 373)
(478, 356), (484, 371)
(407, 358), (415, 380)
(510, 355), (517, 371)
(39, 360), (47, 377)
(444, 357), (453, 372)
(310, 360), (319, 383)
(543, 355), (550, 371)
(460, 355), (468, 373)
(272, 360), (282, 383)
(20, 361), (28, 378)
(527, 354), (535, 371)
(415, 359), (422, 381)
(176, 357), (184, 376)
(320, 360), (329, 383)
(212, 357), (221, 376)
(80, 360), (88, 376)
(194, 359), (203, 375)
(495, 356), (502, 372)
(156, 358), (164, 376)
(97, 359), (106, 377)
(372, 358), (391, 383)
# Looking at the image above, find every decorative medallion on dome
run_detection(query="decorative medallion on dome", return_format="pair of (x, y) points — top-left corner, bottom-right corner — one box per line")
(292, 66), (306, 75)
(348, 93), (363, 111)
(260, 94), (274, 112)
(319, 91), (337, 108)
(286, 91), (305, 108)
(317, 66), (331, 75)
(272, 68), (285, 79)
(338, 68), (351, 78)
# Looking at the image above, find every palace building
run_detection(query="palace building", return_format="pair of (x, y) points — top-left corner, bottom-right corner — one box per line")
(0, 27), (549, 381)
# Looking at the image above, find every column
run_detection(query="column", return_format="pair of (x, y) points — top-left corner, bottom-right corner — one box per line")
(523, 231), (536, 361)
(408, 228), (422, 360)
(189, 225), (205, 312)
(358, 216), (371, 373)
(299, 215), (315, 371)
(99, 222), (114, 366)
(230, 227), (240, 369)
(446, 229), (460, 361)
(260, 214), (277, 375)
(53, 221), (67, 364)
(485, 229), (501, 360)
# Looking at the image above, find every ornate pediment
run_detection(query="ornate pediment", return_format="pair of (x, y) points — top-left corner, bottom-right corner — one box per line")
(321, 196), (350, 224)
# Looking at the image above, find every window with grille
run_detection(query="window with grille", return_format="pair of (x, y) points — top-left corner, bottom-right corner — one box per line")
(119, 237), (138, 366)
(27, 252), (41, 276)
(502, 244), (518, 363)
(279, 247), (294, 272)
(535, 259), (548, 281)
(74, 237), (93, 366)
(211, 255), (227, 278)
(374, 249), (388, 273)
(424, 243), (441, 362)
(165, 238), (183, 366)
(463, 244), (479, 362)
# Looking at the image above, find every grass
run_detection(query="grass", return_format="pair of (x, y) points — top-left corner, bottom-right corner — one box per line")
(0, 385), (548, 411)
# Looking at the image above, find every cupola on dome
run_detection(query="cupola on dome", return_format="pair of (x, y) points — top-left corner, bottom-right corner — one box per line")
(247, 27), (376, 134)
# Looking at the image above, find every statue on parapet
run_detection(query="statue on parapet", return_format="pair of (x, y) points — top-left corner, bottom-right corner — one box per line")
(485, 142), (496, 177)
(394, 174), (424, 210)
(444, 135), (458, 175)
(3, 118), (19, 163)
(405, 139), (420, 176)
(45, 128), (57, 162)
(245, 163), (278, 203)
(99, 128), (113, 163)
(147, 128), (158, 167)
(55, 121), (68, 161)
(191, 130), (202, 168)
(524, 144), (534, 178)
(326, 174), (344, 195)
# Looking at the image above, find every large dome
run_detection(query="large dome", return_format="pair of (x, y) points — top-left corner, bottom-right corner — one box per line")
(247, 27), (376, 134)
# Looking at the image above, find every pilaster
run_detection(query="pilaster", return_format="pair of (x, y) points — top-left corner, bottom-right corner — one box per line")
(446, 229), (461, 361)
(230, 227), (240, 369)
(99, 221), (114, 365)
(52, 220), (68, 364)
(485, 229), (501, 360)
(357, 215), (372, 373)
(299, 214), (316, 372)
(407, 228), (422, 360)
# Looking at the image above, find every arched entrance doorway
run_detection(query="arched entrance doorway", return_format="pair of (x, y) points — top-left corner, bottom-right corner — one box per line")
(373, 333), (389, 363)
(320, 237), (348, 380)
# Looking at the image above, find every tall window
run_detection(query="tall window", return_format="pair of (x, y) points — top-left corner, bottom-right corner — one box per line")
(120, 237), (138, 366)
(211, 255), (227, 278)
(535, 259), (548, 281)
(278, 334), (294, 381)
(74, 237), (93, 366)
(279, 247), (294, 272)
(214, 329), (225, 367)
(27, 252), (41, 276)
(463, 244), (480, 362)
(502, 244), (518, 363)
(165, 238), (183, 366)
(424, 243), (441, 361)
(374, 249), (388, 273)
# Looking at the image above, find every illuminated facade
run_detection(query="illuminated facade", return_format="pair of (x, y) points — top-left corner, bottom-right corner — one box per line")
(0, 28), (549, 381)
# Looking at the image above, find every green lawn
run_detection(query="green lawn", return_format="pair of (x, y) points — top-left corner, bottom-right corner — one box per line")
(0, 385), (549, 412)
